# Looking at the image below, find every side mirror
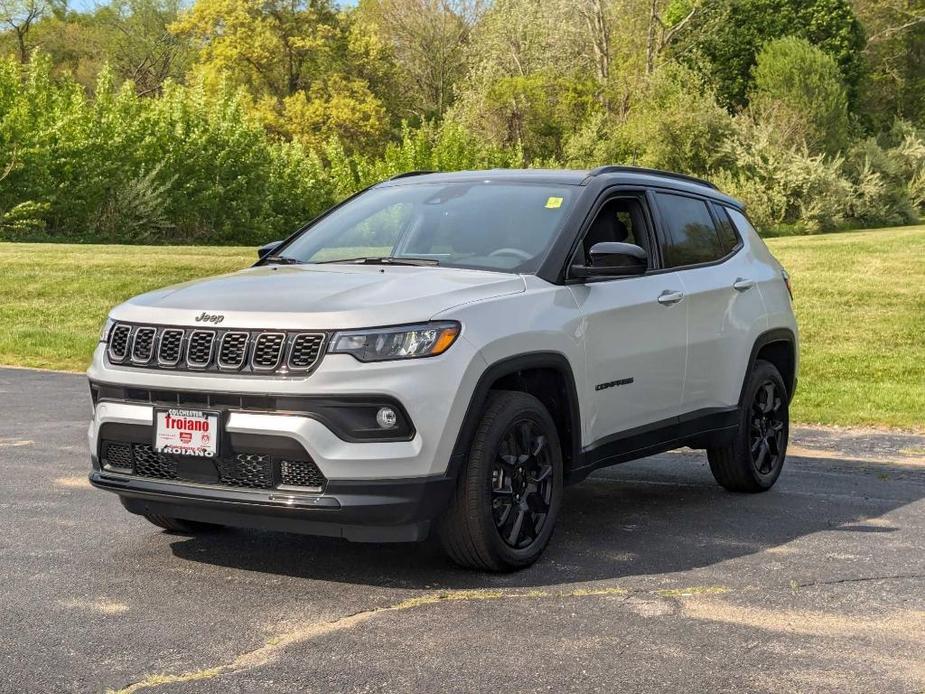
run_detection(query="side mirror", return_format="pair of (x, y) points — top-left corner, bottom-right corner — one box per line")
(572, 242), (647, 279)
(257, 240), (283, 259)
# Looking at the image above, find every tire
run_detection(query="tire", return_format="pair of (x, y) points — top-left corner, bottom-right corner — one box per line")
(708, 359), (789, 493)
(438, 390), (564, 572)
(141, 513), (223, 534)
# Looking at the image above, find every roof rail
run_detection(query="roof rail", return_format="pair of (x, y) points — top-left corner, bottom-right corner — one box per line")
(586, 165), (718, 190)
(388, 170), (436, 181)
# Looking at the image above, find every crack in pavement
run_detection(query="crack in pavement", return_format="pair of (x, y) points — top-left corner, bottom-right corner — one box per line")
(0, 438), (33, 447)
(107, 586), (632, 694)
(794, 573), (925, 588)
(108, 575), (923, 694)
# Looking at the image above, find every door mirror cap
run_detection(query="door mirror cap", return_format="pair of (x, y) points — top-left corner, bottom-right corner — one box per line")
(257, 240), (283, 259)
(572, 242), (648, 279)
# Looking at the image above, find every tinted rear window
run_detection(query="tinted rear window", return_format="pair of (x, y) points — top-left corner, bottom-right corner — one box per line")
(655, 193), (725, 267)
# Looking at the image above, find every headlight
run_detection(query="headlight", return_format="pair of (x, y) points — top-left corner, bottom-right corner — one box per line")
(328, 321), (460, 362)
(99, 317), (115, 343)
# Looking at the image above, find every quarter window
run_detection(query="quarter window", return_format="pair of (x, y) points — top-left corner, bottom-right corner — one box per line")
(712, 204), (740, 254)
(655, 192), (725, 268)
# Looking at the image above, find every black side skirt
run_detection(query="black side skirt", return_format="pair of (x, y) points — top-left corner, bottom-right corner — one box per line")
(567, 406), (739, 484)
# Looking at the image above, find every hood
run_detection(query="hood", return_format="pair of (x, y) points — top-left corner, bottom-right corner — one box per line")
(110, 264), (525, 329)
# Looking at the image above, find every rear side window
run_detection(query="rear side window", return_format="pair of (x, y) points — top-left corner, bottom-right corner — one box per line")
(712, 204), (740, 254)
(654, 192), (724, 268)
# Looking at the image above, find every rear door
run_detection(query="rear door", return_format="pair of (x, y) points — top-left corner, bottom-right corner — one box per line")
(652, 192), (767, 412)
(568, 191), (688, 443)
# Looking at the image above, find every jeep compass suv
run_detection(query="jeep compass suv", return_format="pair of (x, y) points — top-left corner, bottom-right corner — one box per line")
(88, 166), (798, 571)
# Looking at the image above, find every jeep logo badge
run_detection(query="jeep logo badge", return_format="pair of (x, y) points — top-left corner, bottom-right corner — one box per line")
(195, 312), (225, 324)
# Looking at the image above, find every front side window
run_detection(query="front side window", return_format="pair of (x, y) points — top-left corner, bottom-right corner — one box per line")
(580, 197), (653, 267)
(655, 192), (725, 268)
(277, 182), (577, 273)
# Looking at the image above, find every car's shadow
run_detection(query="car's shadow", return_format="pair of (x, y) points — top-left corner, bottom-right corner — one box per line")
(168, 452), (925, 590)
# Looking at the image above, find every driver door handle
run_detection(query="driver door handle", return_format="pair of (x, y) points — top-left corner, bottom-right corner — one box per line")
(657, 290), (684, 306)
(733, 277), (755, 291)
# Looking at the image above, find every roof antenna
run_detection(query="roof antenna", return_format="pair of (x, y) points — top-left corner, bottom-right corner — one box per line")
(631, 148), (638, 166)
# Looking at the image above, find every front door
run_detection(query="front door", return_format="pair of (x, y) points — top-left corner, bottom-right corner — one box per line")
(568, 194), (688, 446)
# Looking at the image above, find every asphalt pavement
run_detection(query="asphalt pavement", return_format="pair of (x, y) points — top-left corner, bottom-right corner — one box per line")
(1, 367), (923, 693)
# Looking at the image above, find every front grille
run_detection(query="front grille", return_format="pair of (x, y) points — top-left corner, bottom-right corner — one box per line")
(105, 323), (326, 376)
(98, 440), (327, 493)
(216, 453), (273, 488)
(108, 325), (132, 361)
(280, 459), (326, 490)
(218, 332), (248, 369)
(289, 334), (325, 369)
(187, 330), (215, 368)
(253, 333), (285, 369)
(131, 327), (157, 363)
(158, 329), (184, 366)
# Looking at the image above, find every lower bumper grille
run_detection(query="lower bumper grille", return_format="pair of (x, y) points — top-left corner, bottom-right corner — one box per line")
(280, 459), (327, 489)
(100, 441), (326, 492)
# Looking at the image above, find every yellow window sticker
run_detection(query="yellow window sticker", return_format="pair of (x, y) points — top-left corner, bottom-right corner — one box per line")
(545, 196), (564, 209)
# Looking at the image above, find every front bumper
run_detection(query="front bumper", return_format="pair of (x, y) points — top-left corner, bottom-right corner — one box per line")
(90, 469), (455, 542)
(86, 339), (486, 541)
(87, 340), (485, 480)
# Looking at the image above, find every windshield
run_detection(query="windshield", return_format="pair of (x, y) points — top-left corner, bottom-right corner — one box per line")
(276, 181), (577, 273)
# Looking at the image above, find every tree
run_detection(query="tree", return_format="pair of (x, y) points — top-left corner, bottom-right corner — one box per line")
(446, 0), (596, 159)
(106, 0), (191, 96)
(854, 0), (925, 129)
(668, 0), (865, 110)
(629, 63), (735, 173)
(645, 0), (699, 74)
(170, 0), (340, 99)
(171, 0), (391, 151)
(0, 0), (58, 63)
(749, 36), (851, 154)
(356, 0), (479, 120)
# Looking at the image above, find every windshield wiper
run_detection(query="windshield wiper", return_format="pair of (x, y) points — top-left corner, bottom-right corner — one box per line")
(315, 256), (440, 267)
(263, 255), (305, 265)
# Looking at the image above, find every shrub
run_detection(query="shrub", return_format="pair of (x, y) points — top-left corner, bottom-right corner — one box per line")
(564, 63), (735, 176)
(749, 37), (851, 156)
(716, 117), (852, 232)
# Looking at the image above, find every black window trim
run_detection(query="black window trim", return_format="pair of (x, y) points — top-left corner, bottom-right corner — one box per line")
(563, 186), (664, 284)
(645, 187), (744, 275)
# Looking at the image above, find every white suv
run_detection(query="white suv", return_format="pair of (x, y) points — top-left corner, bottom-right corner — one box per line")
(88, 167), (798, 571)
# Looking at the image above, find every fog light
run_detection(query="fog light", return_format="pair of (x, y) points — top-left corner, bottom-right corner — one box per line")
(376, 407), (398, 430)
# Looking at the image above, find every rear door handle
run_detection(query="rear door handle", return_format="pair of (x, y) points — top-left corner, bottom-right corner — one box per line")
(733, 278), (755, 291)
(657, 290), (684, 306)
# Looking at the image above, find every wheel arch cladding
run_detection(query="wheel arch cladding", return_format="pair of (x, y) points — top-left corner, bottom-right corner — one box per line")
(744, 329), (797, 403)
(449, 352), (581, 480)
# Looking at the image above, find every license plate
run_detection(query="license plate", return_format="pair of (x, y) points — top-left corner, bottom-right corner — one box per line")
(154, 408), (219, 458)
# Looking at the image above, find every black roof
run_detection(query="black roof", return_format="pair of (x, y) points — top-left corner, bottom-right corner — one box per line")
(380, 167), (743, 208)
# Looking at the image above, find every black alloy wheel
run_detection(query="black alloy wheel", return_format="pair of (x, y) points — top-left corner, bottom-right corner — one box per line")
(438, 390), (564, 571)
(491, 419), (554, 549)
(707, 359), (789, 493)
(750, 380), (785, 476)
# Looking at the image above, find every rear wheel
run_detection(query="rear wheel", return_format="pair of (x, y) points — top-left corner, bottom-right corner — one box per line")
(141, 513), (223, 534)
(438, 391), (563, 571)
(708, 359), (789, 492)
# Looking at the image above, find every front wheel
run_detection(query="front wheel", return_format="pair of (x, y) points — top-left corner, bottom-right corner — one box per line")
(708, 359), (789, 492)
(438, 391), (563, 571)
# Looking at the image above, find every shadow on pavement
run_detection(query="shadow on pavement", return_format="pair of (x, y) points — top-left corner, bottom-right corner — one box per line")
(168, 452), (925, 590)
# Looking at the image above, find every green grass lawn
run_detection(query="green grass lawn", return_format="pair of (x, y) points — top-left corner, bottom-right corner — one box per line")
(2, 226), (923, 430)
(769, 226), (925, 431)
